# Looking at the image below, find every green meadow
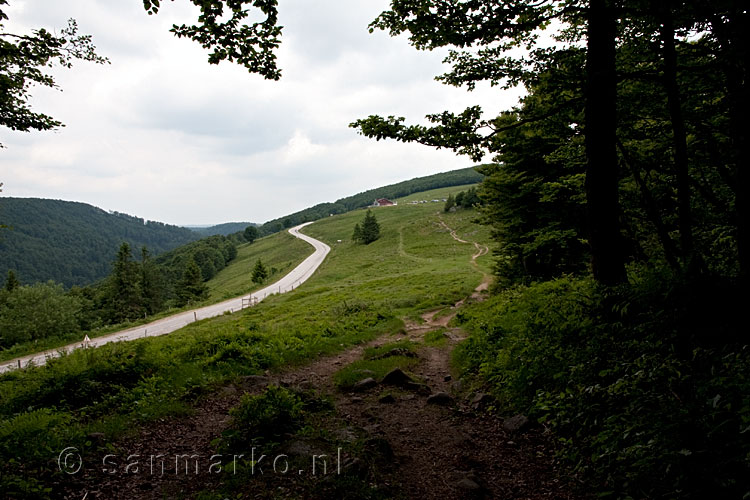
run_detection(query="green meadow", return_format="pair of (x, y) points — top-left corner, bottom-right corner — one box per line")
(0, 186), (491, 497)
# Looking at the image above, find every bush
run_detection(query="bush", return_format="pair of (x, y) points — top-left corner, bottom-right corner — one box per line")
(455, 272), (750, 499)
(221, 386), (304, 452)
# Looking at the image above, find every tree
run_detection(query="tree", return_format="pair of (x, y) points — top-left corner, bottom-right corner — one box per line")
(1, 0), (282, 147)
(143, 0), (282, 79)
(107, 242), (143, 322)
(444, 193), (455, 212)
(244, 225), (259, 243)
(0, 1), (108, 147)
(177, 257), (208, 306)
(0, 281), (82, 348)
(252, 258), (268, 284)
(4, 269), (19, 292)
(350, 0), (629, 283)
(139, 246), (163, 315)
(352, 222), (363, 243)
(360, 209), (381, 244)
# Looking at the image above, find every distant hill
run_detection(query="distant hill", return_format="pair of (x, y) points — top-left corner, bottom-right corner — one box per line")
(187, 222), (256, 237)
(0, 198), (199, 287)
(256, 166), (484, 235)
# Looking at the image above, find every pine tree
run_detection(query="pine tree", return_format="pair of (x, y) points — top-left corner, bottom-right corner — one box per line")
(252, 258), (268, 284)
(4, 270), (20, 292)
(352, 223), (363, 243)
(108, 242), (143, 322)
(139, 246), (163, 315)
(444, 194), (455, 212)
(177, 258), (208, 306)
(360, 209), (381, 244)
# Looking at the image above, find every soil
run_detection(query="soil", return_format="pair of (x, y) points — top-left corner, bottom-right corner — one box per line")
(61, 224), (584, 500)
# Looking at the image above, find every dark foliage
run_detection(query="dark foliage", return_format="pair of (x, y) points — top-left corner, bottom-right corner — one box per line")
(0, 198), (199, 287)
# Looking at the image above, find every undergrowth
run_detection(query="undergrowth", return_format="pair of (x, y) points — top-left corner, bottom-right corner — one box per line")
(455, 270), (750, 499)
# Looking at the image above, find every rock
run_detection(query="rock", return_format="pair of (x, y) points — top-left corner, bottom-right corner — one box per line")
(372, 348), (418, 360)
(241, 375), (270, 387)
(426, 392), (455, 406)
(297, 380), (315, 391)
(503, 414), (530, 433)
(282, 439), (323, 457)
(404, 382), (431, 395)
(342, 457), (368, 478)
(378, 393), (396, 404)
(456, 477), (482, 491)
(333, 427), (358, 442)
(444, 375), (452, 382)
(219, 385), (237, 396)
(352, 377), (377, 392)
(470, 392), (495, 409)
(381, 368), (413, 386)
(364, 437), (393, 460)
(363, 424), (381, 434)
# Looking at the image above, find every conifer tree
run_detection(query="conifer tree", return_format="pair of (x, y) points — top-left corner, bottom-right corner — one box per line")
(352, 222), (363, 243)
(360, 209), (381, 244)
(444, 194), (455, 212)
(4, 270), (19, 292)
(252, 258), (268, 284)
(108, 242), (143, 322)
(139, 246), (163, 314)
(177, 257), (208, 306)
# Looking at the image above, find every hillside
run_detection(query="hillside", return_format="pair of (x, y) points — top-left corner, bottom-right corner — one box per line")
(188, 222), (256, 237)
(256, 165), (484, 235)
(0, 198), (199, 287)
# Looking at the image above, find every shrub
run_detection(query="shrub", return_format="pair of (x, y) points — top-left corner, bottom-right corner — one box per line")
(221, 386), (304, 452)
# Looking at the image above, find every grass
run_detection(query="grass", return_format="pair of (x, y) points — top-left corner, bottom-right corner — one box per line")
(207, 229), (312, 301)
(395, 183), (477, 203)
(0, 185), (491, 497)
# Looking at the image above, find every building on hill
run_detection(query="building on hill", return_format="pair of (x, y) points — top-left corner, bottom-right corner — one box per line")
(372, 198), (396, 207)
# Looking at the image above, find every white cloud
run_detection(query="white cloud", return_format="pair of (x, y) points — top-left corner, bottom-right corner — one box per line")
(0, 0), (522, 225)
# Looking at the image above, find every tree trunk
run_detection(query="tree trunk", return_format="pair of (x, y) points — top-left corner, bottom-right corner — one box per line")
(585, 0), (627, 285)
(659, 3), (696, 272)
(712, 9), (750, 279)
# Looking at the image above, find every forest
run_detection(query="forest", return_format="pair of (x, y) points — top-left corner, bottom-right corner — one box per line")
(0, 234), (240, 350)
(0, 198), (199, 287)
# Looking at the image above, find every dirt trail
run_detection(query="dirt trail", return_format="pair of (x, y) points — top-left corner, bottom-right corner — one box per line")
(64, 223), (579, 499)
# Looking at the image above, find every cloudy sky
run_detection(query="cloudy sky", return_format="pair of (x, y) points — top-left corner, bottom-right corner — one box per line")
(1, 0), (522, 226)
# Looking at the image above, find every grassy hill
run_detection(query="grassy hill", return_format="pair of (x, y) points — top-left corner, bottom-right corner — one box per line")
(255, 165), (484, 235)
(0, 198), (199, 287)
(0, 185), (491, 497)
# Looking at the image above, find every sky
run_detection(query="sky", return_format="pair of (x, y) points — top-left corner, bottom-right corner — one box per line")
(1, 0), (522, 226)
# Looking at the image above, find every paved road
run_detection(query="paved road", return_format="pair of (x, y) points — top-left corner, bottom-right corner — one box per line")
(0, 222), (330, 374)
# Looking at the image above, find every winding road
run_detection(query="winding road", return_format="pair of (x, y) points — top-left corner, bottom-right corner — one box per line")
(0, 222), (330, 374)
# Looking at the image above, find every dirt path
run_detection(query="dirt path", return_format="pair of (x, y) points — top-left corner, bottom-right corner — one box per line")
(62, 224), (580, 499)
